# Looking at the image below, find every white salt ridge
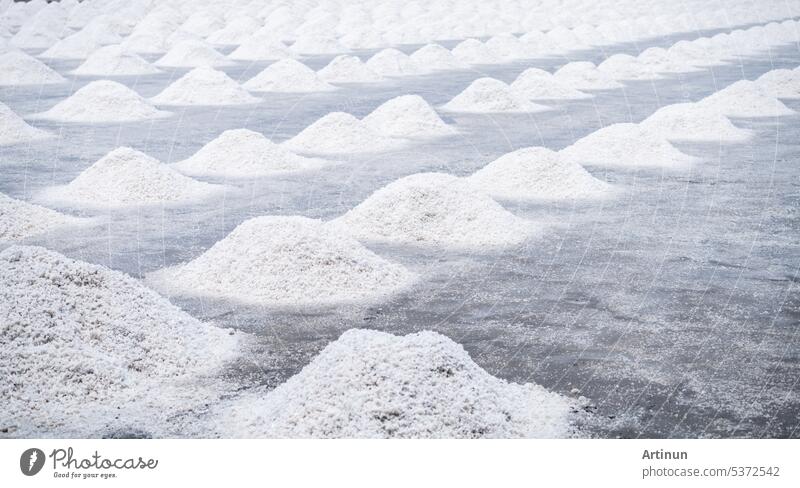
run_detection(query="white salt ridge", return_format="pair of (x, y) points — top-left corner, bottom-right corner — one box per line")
(0, 193), (86, 242)
(155, 40), (233, 68)
(229, 36), (290, 61)
(553, 61), (624, 90)
(0, 245), (240, 437)
(71, 44), (160, 76)
(467, 147), (612, 201)
(151, 67), (260, 106)
(442, 78), (551, 113)
(0, 102), (52, 146)
(697, 80), (795, 117)
(243, 59), (335, 93)
(511, 68), (592, 100)
(285, 112), (402, 154)
(410, 43), (469, 71)
(173, 129), (330, 178)
(33, 80), (170, 123)
(318, 55), (383, 83)
(0, 51), (66, 86)
(208, 329), (574, 438)
(361, 95), (455, 139)
(452, 39), (503, 65)
(333, 172), (536, 250)
(365, 48), (422, 77)
(641, 103), (753, 142)
(560, 123), (697, 169)
(41, 147), (224, 208)
(597, 54), (661, 80)
(755, 69), (800, 99)
(147, 216), (415, 308)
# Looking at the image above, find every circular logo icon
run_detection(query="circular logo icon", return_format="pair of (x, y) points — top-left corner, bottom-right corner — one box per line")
(20, 448), (45, 476)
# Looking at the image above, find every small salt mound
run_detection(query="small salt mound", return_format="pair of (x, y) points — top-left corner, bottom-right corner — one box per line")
(641, 103), (753, 142)
(361, 95), (455, 139)
(0, 51), (66, 86)
(511, 68), (592, 100)
(409, 43), (469, 71)
(147, 216), (414, 308)
(442, 77), (550, 113)
(0, 193), (85, 242)
(559, 123), (697, 170)
(333, 172), (535, 250)
(33, 80), (169, 123)
(243, 59), (335, 93)
(180, 10), (224, 38)
(208, 328), (574, 438)
(637, 46), (702, 74)
(155, 40), (232, 68)
(229, 35), (290, 61)
(284, 112), (401, 154)
(451, 38), (503, 65)
(318, 55), (383, 83)
(485, 34), (532, 60)
(71, 44), (160, 76)
(0, 101), (52, 146)
(755, 69), (800, 99)
(290, 34), (343, 54)
(696, 80), (795, 117)
(467, 147), (612, 201)
(38, 29), (103, 60)
(365, 48), (422, 77)
(597, 53), (660, 80)
(206, 16), (261, 45)
(150, 67), (260, 106)
(553, 61), (623, 90)
(0, 245), (240, 437)
(42, 147), (223, 208)
(173, 129), (330, 178)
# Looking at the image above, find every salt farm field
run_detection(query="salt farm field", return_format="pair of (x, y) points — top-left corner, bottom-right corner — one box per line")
(1, 0), (799, 438)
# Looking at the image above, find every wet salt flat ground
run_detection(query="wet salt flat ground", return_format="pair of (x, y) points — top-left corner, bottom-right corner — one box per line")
(1, 25), (799, 438)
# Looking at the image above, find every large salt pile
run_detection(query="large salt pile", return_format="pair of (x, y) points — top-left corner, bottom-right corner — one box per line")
(150, 67), (260, 106)
(597, 54), (660, 80)
(451, 38), (503, 65)
(641, 103), (753, 142)
(0, 245), (240, 437)
(33, 80), (170, 123)
(560, 123), (697, 169)
(0, 102), (52, 146)
(409, 43), (469, 71)
(71, 44), (161, 76)
(0, 193), (85, 242)
(333, 172), (535, 250)
(467, 147), (612, 201)
(173, 129), (330, 178)
(41, 147), (224, 208)
(318, 55), (383, 83)
(0, 51), (66, 86)
(442, 78), (550, 113)
(284, 112), (401, 154)
(361, 95), (455, 139)
(207, 329), (574, 438)
(147, 216), (415, 308)
(365, 48), (422, 77)
(552, 61), (623, 90)
(755, 69), (800, 99)
(154, 40), (233, 68)
(696, 80), (795, 117)
(229, 35), (290, 61)
(243, 59), (336, 93)
(510, 68), (592, 100)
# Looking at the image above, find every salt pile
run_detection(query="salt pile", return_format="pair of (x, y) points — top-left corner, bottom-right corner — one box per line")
(173, 129), (330, 178)
(0, 51), (66, 86)
(0, 102), (52, 146)
(243, 59), (336, 93)
(755, 69), (800, 99)
(229, 36), (290, 61)
(41, 147), (224, 208)
(553, 61), (623, 90)
(442, 78), (550, 113)
(0, 193), (85, 242)
(696, 80), (795, 117)
(597, 54), (660, 80)
(318, 55), (383, 83)
(290, 34), (343, 54)
(510, 68), (592, 100)
(365, 48), (422, 77)
(467, 147), (612, 201)
(206, 16), (261, 45)
(33, 80), (170, 123)
(333, 172), (535, 250)
(409, 43), (469, 71)
(155, 40), (233, 68)
(180, 10), (224, 38)
(147, 216), (415, 308)
(637, 46), (702, 74)
(485, 34), (532, 60)
(285, 112), (401, 154)
(0, 245), (240, 437)
(560, 123), (697, 169)
(451, 39), (502, 65)
(361, 95), (455, 139)
(207, 329), (574, 438)
(150, 67), (260, 106)
(71, 44), (161, 76)
(641, 103), (753, 142)
(38, 29), (104, 60)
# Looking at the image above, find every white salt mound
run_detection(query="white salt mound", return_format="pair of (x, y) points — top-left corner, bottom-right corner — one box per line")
(560, 123), (697, 169)
(553, 61), (623, 90)
(173, 129), (330, 178)
(442, 77), (550, 113)
(451, 38), (502, 65)
(0, 51), (66, 86)
(208, 329), (575, 438)
(597, 53), (660, 80)
(38, 29), (102, 60)
(0, 193), (86, 242)
(33, 80), (170, 123)
(243, 59), (335, 93)
(333, 172), (535, 250)
(511, 68), (592, 100)
(318, 55), (383, 83)
(410, 43), (468, 71)
(641, 103), (753, 142)
(229, 37), (289, 61)
(0, 245), (240, 437)
(365, 48), (421, 77)
(697, 80), (795, 117)
(755, 69), (800, 99)
(71, 44), (160, 76)
(150, 67), (260, 106)
(147, 216), (415, 308)
(0, 102), (52, 146)
(42, 147), (224, 208)
(284, 112), (401, 154)
(155, 40), (232, 68)
(361, 95), (455, 139)
(467, 147), (612, 201)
